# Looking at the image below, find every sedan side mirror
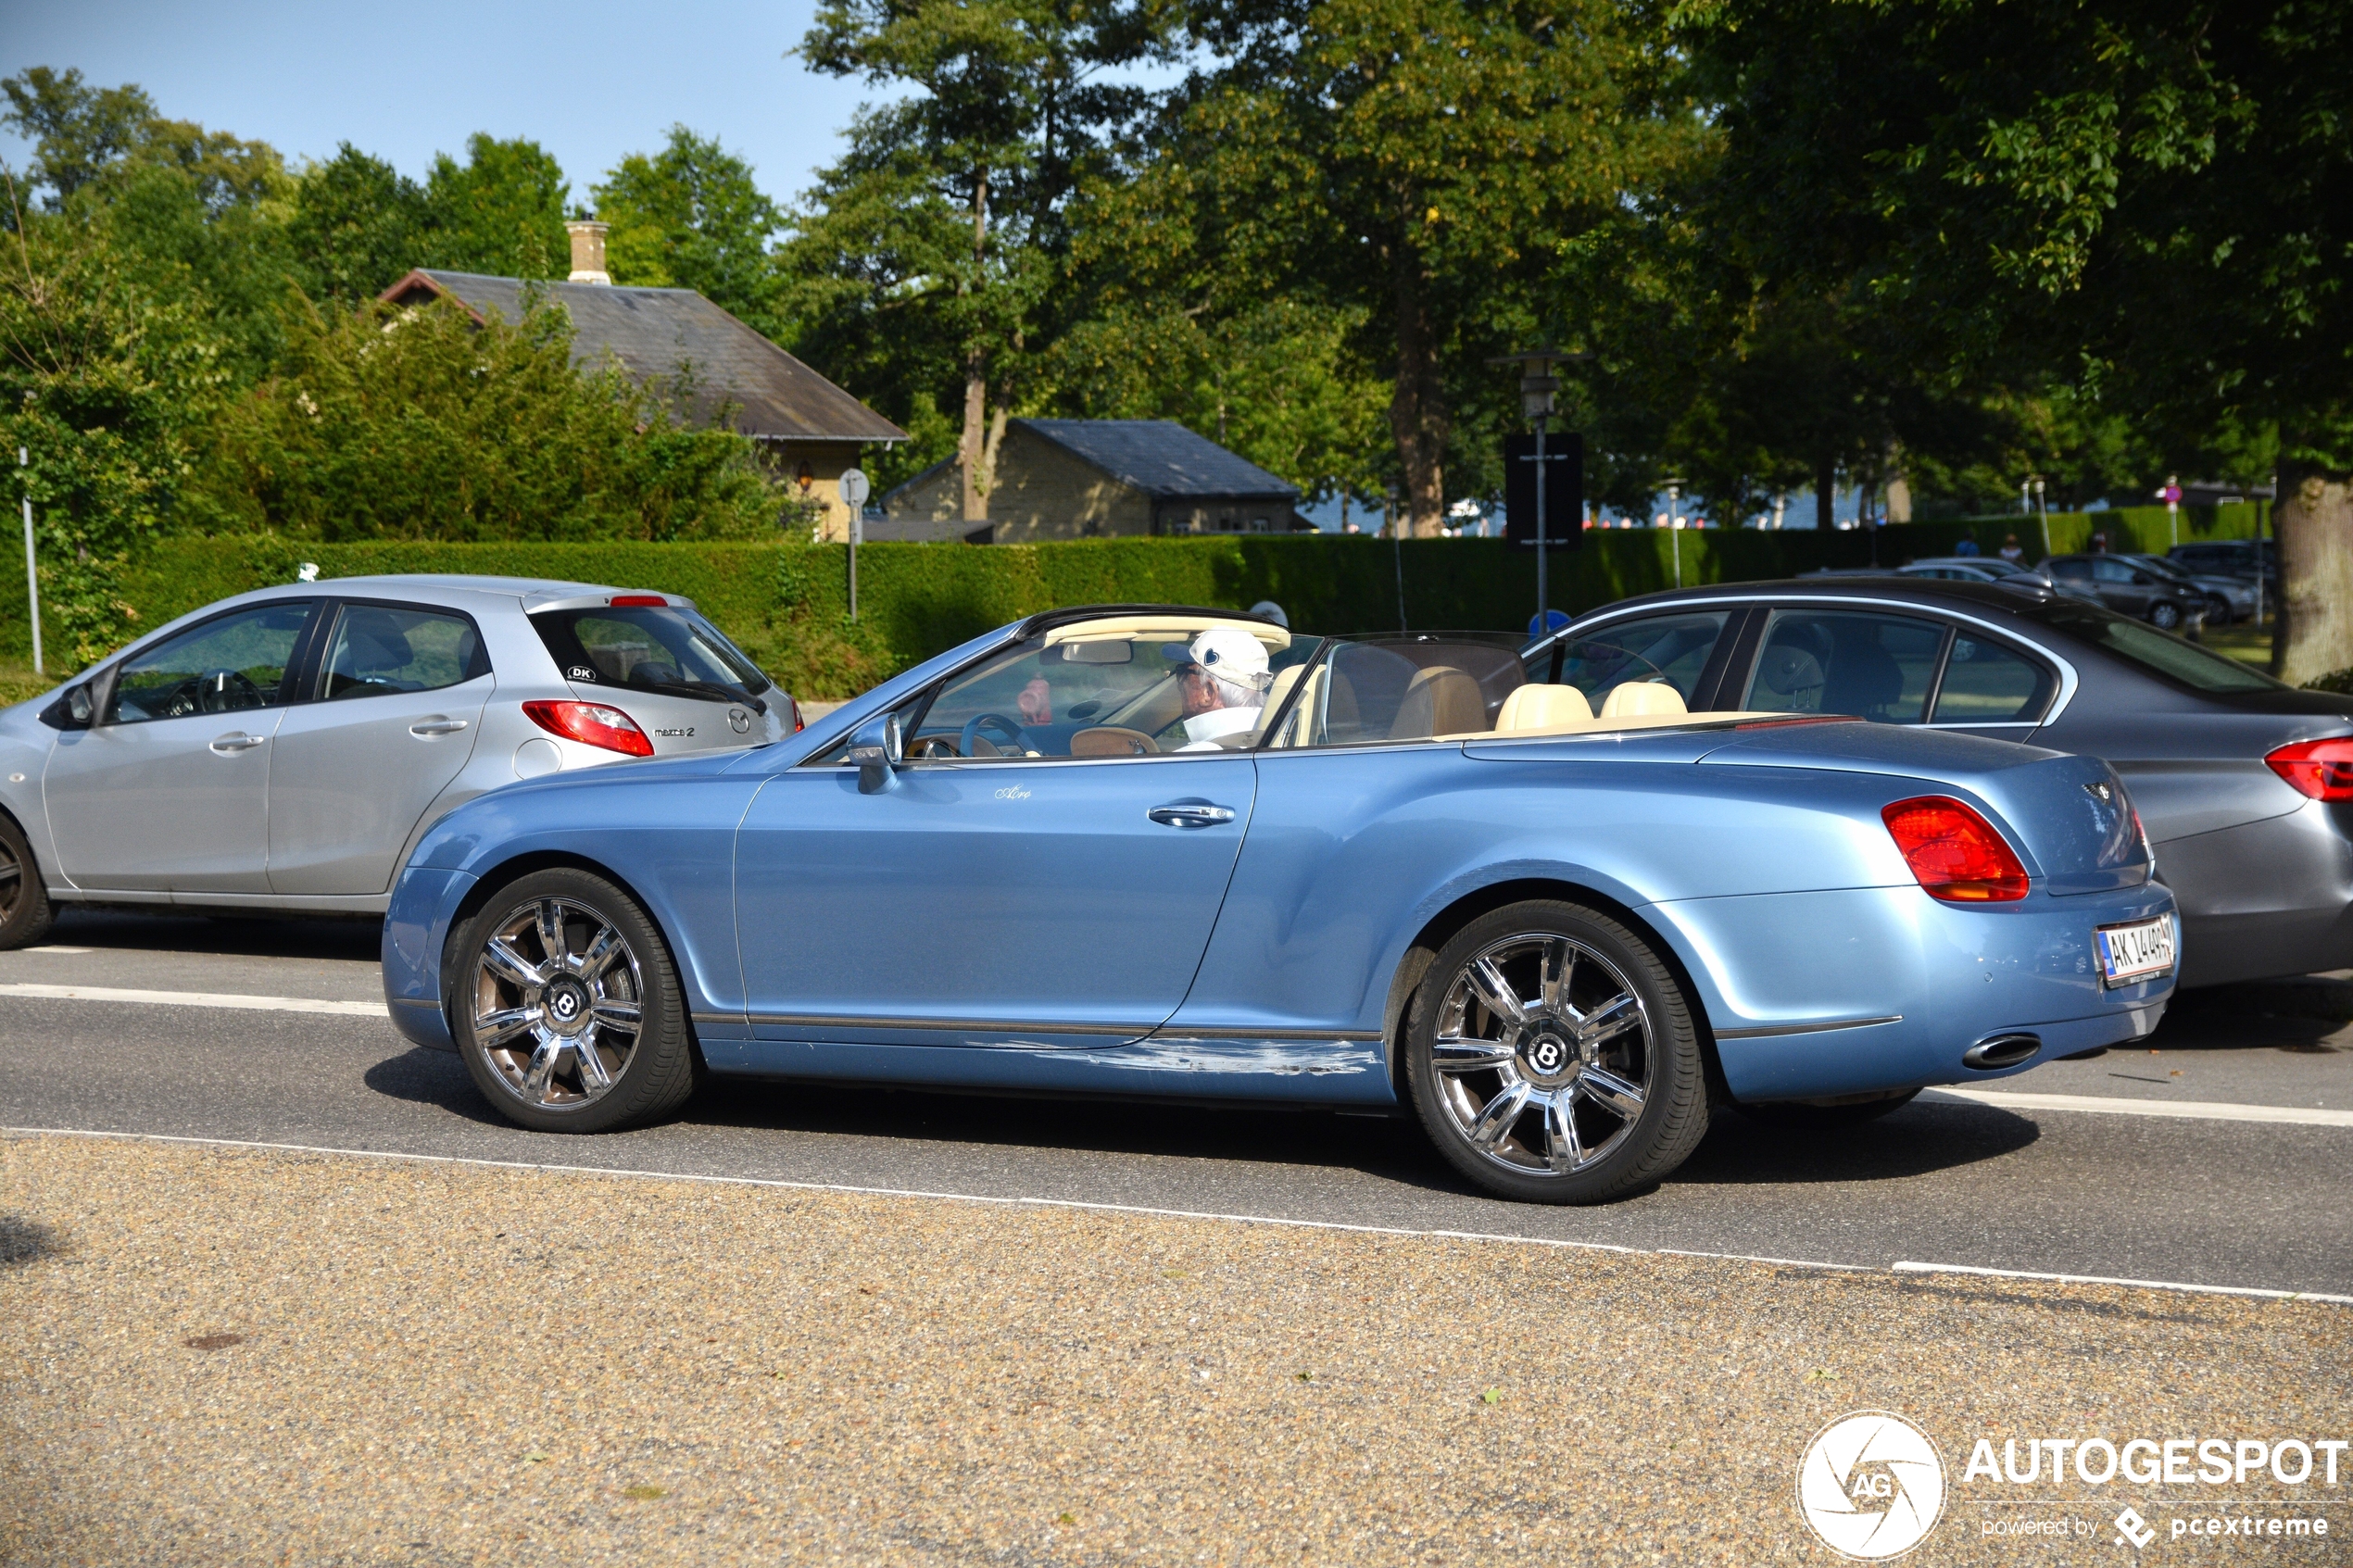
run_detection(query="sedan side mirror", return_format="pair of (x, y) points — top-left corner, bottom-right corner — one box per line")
(847, 710), (904, 793)
(39, 684), (94, 732)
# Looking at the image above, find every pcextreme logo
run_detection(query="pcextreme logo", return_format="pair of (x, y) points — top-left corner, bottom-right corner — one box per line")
(1798, 1410), (1948, 1560)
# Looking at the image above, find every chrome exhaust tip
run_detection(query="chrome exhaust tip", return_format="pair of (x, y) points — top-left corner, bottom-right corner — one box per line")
(1962, 1033), (2042, 1071)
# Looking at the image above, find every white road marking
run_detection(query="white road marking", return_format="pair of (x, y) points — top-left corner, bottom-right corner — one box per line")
(1919, 1085), (2353, 1128)
(20, 946), (94, 955)
(6, 1126), (2347, 1309)
(1892, 1261), (2353, 1306)
(0, 982), (386, 1018)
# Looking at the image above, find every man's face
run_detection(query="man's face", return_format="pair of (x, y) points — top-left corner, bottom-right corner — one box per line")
(1177, 665), (1225, 718)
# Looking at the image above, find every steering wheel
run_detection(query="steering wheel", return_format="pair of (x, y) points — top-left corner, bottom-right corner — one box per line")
(960, 711), (1028, 758)
(160, 669), (264, 718)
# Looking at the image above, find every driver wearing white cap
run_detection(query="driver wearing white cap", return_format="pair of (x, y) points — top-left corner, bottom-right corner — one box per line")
(1166, 626), (1273, 751)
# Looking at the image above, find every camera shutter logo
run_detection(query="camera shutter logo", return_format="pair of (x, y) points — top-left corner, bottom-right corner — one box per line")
(1796, 1411), (1946, 1560)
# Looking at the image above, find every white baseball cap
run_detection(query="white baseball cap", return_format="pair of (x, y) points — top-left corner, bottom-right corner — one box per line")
(1165, 625), (1271, 687)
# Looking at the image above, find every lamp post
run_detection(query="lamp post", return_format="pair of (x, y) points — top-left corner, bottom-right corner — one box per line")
(17, 446), (38, 677)
(1662, 476), (1687, 588)
(1489, 348), (1583, 629)
(2032, 476), (2049, 559)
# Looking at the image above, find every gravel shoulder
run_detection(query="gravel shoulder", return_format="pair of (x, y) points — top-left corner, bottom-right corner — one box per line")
(4, 1133), (2347, 1566)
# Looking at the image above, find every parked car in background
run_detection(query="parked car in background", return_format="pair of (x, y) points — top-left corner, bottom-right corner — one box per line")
(0, 575), (795, 947)
(2171, 539), (2278, 597)
(1896, 557), (2043, 586)
(2120, 553), (2253, 624)
(385, 604), (2173, 1203)
(2037, 554), (2208, 632)
(1526, 577), (2353, 986)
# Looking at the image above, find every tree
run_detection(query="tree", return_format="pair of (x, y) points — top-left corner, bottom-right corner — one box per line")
(593, 127), (786, 337)
(0, 194), (229, 664)
(0, 67), (156, 208)
(1684, 0), (2353, 679)
(193, 294), (784, 543)
(1122, 0), (1701, 534)
(789, 0), (1176, 521)
(422, 133), (570, 279)
(286, 144), (432, 305)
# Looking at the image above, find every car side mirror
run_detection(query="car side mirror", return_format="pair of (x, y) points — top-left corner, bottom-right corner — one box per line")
(39, 684), (94, 732)
(846, 710), (903, 793)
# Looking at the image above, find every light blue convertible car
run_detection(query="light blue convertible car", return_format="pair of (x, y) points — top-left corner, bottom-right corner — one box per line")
(384, 605), (2177, 1203)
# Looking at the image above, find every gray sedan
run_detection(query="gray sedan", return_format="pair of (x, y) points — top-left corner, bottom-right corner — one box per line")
(1525, 576), (2353, 987)
(0, 575), (796, 947)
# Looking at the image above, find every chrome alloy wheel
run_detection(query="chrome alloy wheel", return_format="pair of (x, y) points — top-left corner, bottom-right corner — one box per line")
(1429, 932), (1653, 1176)
(471, 897), (646, 1110)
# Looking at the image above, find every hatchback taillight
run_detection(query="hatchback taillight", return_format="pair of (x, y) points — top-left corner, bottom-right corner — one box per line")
(1881, 796), (2031, 902)
(522, 699), (655, 758)
(790, 696), (804, 734)
(2266, 737), (2353, 802)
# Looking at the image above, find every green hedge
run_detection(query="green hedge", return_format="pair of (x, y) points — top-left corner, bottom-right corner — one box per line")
(0, 501), (2271, 698)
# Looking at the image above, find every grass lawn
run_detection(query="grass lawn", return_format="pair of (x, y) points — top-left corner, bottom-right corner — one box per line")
(0, 663), (57, 708)
(2203, 620), (2279, 672)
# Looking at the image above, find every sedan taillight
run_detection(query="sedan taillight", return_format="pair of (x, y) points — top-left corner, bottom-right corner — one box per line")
(1881, 796), (2031, 902)
(2266, 737), (2353, 802)
(522, 699), (654, 758)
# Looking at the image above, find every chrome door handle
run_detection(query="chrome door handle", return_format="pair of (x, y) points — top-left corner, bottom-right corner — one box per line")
(409, 719), (470, 736)
(1147, 803), (1237, 828)
(209, 733), (266, 754)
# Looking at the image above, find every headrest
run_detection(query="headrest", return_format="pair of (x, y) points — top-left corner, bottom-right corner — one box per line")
(1598, 681), (1688, 719)
(1495, 684), (1594, 733)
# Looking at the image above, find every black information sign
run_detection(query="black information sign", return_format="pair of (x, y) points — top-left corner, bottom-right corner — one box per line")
(1504, 431), (1582, 549)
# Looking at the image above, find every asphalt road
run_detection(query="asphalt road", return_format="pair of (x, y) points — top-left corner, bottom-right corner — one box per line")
(6, 907), (2350, 1299)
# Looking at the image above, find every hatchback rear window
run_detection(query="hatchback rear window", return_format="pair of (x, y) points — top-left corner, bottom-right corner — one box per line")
(2018, 598), (2281, 694)
(532, 605), (774, 707)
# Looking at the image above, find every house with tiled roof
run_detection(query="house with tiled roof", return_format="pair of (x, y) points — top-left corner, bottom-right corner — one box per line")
(381, 223), (905, 540)
(875, 419), (1305, 544)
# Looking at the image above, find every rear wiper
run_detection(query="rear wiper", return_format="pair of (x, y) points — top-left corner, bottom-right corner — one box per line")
(639, 678), (766, 714)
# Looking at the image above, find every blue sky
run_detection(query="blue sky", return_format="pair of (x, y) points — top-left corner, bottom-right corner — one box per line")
(0, 0), (881, 207)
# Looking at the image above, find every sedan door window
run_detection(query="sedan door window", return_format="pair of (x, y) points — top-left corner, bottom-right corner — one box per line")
(1742, 610), (1946, 723)
(106, 602), (317, 723)
(1931, 634), (2057, 724)
(1547, 611), (1731, 709)
(319, 603), (490, 699)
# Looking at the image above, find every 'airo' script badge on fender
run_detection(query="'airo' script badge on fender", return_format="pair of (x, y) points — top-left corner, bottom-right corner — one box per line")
(994, 785), (1033, 800)
(2085, 780), (2115, 805)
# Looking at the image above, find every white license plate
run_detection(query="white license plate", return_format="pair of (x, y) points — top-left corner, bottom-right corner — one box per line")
(2096, 916), (2175, 988)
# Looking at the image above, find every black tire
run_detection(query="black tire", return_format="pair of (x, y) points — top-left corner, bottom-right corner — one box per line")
(452, 867), (698, 1134)
(0, 813), (55, 950)
(1730, 1088), (1920, 1130)
(1404, 899), (1709, 1204)
(2149, 602), (2183, 632)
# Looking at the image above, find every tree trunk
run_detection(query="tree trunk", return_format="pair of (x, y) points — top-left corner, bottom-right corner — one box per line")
(1387, 241), (1448, 538)
(2275, 453), (2353, 687)
(1815, 458), (1836, 531)
(959, 167), (992, 523)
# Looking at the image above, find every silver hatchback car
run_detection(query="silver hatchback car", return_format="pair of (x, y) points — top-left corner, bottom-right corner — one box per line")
(0, 574), (797, 946)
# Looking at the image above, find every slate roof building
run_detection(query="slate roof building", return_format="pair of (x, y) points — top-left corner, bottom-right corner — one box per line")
(875, 419), (1305, 544)
(381, 223), (904, 540)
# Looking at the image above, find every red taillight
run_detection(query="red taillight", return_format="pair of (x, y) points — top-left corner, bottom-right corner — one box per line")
(790, 696), (805, 733)
(1881, 796), (2031, 902)
(522, 699), (655, 758)
(608, 594), (667, 607)
(2266, 737), (2353, 802)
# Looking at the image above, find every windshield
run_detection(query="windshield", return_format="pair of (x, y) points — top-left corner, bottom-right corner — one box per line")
(900, 617), (1323, 758)
(532, 605), (774, 707)
(2017, 598), (2282, 694)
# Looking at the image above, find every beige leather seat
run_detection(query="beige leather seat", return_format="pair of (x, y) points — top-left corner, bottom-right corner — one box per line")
(1598, 681), (1688, 719)
(1391, 665), (1486, 739)
(1494, 684), (1594, 733)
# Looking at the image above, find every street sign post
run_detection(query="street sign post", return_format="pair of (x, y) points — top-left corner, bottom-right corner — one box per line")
(839, 468), (871, 621)
(17, 446), (38, 676)
(2159, 476), (2183, 548)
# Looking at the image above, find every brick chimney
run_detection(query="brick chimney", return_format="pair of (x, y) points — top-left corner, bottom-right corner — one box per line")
(566, 220), (610, 284)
